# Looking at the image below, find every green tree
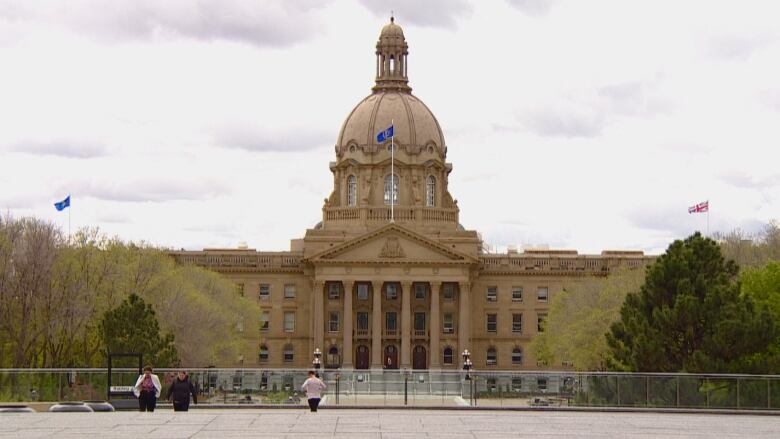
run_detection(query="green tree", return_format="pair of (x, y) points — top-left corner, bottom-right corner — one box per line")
(741, 260), (780, 371)
(99, 293), (179, 367)
(607, 232), (775, 373)
(531, 268), (645, 370)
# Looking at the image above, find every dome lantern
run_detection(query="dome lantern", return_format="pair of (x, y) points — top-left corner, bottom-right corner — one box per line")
(373, 16), (411, 93)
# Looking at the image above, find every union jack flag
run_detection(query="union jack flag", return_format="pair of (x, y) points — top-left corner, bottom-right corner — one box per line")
(688, 200), (709, 214)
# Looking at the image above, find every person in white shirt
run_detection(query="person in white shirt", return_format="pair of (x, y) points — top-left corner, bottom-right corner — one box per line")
(133, 366), (162, 412)
(300, 371), (327, 412)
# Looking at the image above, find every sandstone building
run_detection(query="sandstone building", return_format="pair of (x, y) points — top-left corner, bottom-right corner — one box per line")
(171, 19), (653, 371)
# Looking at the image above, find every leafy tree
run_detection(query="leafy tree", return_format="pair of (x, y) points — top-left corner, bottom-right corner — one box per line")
(99, 293), (179, 367)
(740, 261), (780, 371)
(716, 220), (780, 269)
(607, 232), (776, 373)
(531, 268), (645, 371)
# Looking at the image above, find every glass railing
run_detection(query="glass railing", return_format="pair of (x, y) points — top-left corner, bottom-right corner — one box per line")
(1, 369), (779, 410)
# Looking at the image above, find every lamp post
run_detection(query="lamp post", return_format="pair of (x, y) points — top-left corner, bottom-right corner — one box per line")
(462, 350), (474, 406)
(313, 348), (322, 378)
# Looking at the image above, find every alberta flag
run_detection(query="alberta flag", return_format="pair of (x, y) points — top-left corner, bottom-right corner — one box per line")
(376, 125), (394, 143)
(54, 195), (70, 211)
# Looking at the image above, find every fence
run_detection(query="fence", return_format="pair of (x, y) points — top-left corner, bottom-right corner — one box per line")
(2, 369), (779, 410)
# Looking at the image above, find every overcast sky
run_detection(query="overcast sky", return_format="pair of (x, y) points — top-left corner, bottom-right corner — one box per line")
(1, 0), (778, 254)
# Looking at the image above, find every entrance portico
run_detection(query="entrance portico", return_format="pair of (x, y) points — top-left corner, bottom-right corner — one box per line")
(306, 223), (477, 371)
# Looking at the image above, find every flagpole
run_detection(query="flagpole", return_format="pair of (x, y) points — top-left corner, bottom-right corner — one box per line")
(707, 200), (710, 237)
(68, 201), (71, 244)
(391, 118), (394, 223)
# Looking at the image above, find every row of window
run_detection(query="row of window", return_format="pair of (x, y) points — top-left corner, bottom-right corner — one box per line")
(256, 344), (529, 367)
(259, 311), (295, 332)
(486, 286), (548, 303)
(326, 282), (458, 301)
(254, 283), (296, 300)
(346, 174), (437, 207)
(258, 310), (457, 334)
(485, 312), (547, 334)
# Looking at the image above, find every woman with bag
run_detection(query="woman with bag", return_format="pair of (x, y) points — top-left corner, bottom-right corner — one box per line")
(300, 370), (327, 412)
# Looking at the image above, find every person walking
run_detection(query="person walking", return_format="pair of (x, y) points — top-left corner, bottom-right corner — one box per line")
(301, 370), (326, 412)
(166, 371), (198, 412)
(133, 366), (162, 412)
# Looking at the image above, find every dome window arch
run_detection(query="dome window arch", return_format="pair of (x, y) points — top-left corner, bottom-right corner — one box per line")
(347, 175), (358, 206)
(487, 346), (497, 366)
(443, 346), (454, 365)
(384, 174), (399, 205)
(426, 175), (436, 207)
(259, 344), (269, 363)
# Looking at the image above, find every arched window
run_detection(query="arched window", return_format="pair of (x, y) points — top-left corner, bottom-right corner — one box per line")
(443, 346), (454, 365)
(384, 174), (398, 205)
(347, 175), (357, 206)
(512, 347), (523, 365)
(327, 345), (340, 368)
(259, 344), (269, 363)
(426, 175), (435, 207)
(487, 347), (497, 366)
(283, 344), (294, 363)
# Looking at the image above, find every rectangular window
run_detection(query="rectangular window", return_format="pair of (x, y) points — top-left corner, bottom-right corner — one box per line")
(284, 284), (296, 299)
(537, 286), (549, 302)
(537, 378), (548, 391)
(356, 312), (369, 331)
(443, 283), (455, 301)
(443, 313), (454, 334)
(512, 286), (523, 302)
(259, 346), (268, 363)
(537, 313), (547, 333)
(511, 378), (522, 392)
(357, 283), (369, 300)
(259, 311), (270, 331)
(259, 283), (270, 300)
(415, 283), (426, 300)
(284, 347), (294, 363)
(486, 286), (498, 302)
(328, 283), (340, 300)
(386, 312), (397, 332)
(329, 311), (339, 332)
(486, 313), (497, 333)
(284, 311), (295, 333)
(414, 312), (426, 332)
(512, 313), (523, 333)
(236, 283), (244, 297)
(386, 283), (398, 300)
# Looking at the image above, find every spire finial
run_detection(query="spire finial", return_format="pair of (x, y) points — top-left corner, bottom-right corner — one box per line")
(390, 11), (394, 23)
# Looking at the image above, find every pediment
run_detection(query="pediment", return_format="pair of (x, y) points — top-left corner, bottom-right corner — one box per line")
(308, 223), (476, 265)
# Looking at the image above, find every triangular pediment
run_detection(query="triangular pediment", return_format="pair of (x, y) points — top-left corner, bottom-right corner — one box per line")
(307, 223), (476, 265)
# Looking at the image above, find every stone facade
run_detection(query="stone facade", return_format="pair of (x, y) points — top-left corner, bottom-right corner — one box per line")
(170, 19), (654, 371)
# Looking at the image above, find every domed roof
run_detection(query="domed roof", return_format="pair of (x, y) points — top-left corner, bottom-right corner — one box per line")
(337, 91), (445, 154)
(380, 21), (404, 38)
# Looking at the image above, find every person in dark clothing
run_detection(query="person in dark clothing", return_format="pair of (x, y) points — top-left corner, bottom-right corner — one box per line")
(166, 371), (198, 411)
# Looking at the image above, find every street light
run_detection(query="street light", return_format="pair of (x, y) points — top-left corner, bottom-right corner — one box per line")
(462, 349), (474, 406)
(313, 348), (322, 378)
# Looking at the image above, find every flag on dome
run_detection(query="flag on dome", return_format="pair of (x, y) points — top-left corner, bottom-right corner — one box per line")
(376, 125), (394, 143)
(688, 200), (708, 214)
(54, 195), (71, 211)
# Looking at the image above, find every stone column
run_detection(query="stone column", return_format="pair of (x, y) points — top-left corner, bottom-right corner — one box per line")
(401, 281), (412, 368)
(313, 281), (324, 355)
(458, 281), (471, 368)
(342, 281), (354, 368)
(371, 280), (383, 368)
(429, 281), (441, 369)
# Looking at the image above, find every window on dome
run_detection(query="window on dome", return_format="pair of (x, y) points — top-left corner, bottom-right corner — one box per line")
(347, 175), (357, 206)
(384, 174), (398, 205)
(426, 175), (435, 207)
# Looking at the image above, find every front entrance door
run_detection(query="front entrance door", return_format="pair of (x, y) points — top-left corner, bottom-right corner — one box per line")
(384, 345), (398, 369)
(413, 345), (427, 370)
(355, 345), (370, 369)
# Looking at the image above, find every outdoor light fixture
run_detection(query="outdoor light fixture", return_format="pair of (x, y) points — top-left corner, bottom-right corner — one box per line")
(313, 348), (322, 377)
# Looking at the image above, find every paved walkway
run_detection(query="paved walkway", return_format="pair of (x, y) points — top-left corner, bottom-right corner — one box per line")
(1, 409), (779, 438)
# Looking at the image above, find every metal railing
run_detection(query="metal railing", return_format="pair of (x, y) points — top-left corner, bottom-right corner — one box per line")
(2, 369), (779, 410)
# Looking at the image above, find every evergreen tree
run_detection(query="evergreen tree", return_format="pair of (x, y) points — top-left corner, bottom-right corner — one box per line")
(99, 293), (179, 367)
(606, 232), (775, 373)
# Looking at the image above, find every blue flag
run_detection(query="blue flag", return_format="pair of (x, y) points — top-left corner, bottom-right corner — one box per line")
(376, 125), (394, 143)
(54, 195), (70, 211)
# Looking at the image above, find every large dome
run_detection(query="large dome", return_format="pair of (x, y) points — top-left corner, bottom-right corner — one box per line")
(337, 91), (446, 157)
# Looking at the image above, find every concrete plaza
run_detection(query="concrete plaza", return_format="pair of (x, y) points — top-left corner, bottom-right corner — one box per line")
(1, 409), (779, 438)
